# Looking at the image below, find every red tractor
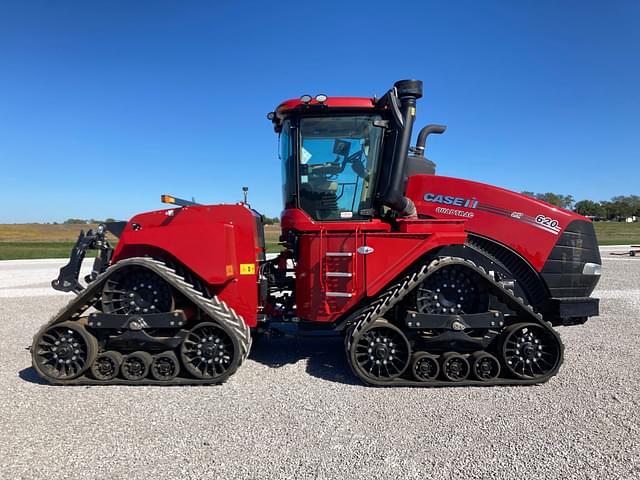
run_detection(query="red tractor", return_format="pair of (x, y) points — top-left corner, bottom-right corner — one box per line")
(32, 80), (601, 387)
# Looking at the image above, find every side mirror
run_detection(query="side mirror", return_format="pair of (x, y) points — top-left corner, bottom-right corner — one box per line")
(332, 139), (351, 157)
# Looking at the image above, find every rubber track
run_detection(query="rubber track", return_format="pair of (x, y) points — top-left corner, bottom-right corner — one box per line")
(345, 256), (564, 387)
(31, 257), (251, 385)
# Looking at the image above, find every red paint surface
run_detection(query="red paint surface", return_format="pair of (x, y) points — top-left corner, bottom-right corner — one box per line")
(112, 204), (261, 326)
(276, 97), (375, 114)
(406, 175), (590, 271)
(283, 209), (466, 322)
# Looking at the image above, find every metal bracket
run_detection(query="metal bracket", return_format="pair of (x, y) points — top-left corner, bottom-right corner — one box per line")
(51, 225), (113, 294)
(404, 310), (505, 330)
(87, 310), (187, 330)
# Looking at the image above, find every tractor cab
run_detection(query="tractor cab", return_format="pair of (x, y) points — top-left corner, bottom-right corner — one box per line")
(269, 80), (428, 227)
(286, 114), (383, 221)
(276, 106), (385, 222)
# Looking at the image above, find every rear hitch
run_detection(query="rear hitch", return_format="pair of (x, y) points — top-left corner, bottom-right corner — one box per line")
(52, 224), (114, 294)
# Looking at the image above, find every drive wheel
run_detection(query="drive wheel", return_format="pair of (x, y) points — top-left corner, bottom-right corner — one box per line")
(91, 351), (123, 381)
(150, 351), (180, 381)
(101, 266), (175, 315)
(411, 352), (440, 382)
(349, 320), (411, 382)
(415, 265), (489, 315)
(32, 321), (97, 381)
(440, 352), (470, 382)
(180, 322), (240, 381)
(121, 351), (152, 381)
(470, 351), (501, 381)
(501, 322), (562, 379)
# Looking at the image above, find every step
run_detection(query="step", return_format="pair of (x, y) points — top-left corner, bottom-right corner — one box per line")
(325, 272), (353, 278)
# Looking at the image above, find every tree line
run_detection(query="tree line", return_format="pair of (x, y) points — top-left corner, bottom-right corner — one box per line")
(522, 193), (640, 221)
(61, 218), (119, 225)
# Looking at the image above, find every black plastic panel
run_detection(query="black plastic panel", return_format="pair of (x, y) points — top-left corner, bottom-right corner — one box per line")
(541, 220), (601, 298)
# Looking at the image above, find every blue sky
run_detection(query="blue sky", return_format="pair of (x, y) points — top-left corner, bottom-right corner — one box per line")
(0, 1), (638, 223)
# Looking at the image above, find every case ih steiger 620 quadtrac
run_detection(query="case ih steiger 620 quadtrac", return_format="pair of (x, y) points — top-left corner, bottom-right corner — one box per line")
(32, 80), (601, 387)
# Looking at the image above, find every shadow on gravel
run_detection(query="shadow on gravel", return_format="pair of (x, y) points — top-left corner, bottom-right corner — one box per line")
(18, 367), (48, 385)
(248, 336), (361, 386)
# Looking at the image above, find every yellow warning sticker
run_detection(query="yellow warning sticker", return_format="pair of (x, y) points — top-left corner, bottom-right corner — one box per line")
(240, 263), (255, 275)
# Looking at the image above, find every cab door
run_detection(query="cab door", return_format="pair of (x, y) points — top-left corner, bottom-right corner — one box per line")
(295, 230), (365, 323)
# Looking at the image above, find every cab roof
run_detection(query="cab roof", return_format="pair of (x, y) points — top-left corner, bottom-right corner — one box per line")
(276, 96), (376, 114)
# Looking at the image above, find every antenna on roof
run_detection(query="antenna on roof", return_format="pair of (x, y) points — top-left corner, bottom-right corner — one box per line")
(242, 186), (249, 207)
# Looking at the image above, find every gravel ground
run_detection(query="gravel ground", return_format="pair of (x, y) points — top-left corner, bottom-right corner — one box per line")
(0, 255), (639, 479)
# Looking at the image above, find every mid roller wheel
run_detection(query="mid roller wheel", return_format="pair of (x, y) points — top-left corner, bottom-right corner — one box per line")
(440, 352), (470, 382)
(411, 352), (440, 382)
(150, 351), (180, 381)
(470, 351), (501, 381)
(121, 351), (152, 381)
(349, 320), (411, 383)
(500, 322), (562, 379)
(91, 351), (123, 381)
(180, 322), (240, 381)
(32, 321), (97, 381)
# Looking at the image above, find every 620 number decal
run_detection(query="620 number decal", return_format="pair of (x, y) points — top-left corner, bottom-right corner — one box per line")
(535, 215), (560, 230)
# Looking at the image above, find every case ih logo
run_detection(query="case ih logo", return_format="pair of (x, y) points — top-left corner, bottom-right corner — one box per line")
(423, 193), (479, 209)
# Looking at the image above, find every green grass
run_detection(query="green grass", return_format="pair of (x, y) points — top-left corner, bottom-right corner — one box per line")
(594, 222), (640, 245)
(0, 242), (96, 261)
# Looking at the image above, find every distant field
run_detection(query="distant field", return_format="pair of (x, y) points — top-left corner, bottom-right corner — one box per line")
(0, 223), (102, 242)
(263, 224), (281, 252)
(593, 221), (640, 246)
(0, 223), (282, 260)
(0, 222), (636, 260)
(0, 241), (89, 261)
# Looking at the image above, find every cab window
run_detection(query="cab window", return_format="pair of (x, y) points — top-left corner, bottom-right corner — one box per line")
(298, 115), (383, 221)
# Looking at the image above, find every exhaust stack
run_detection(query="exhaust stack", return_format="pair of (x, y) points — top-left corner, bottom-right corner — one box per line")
(382, 80), (423, 218)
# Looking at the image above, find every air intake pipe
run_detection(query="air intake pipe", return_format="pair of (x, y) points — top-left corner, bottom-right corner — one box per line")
(382, 79), (423, 218)
(414, 124), (447, 154)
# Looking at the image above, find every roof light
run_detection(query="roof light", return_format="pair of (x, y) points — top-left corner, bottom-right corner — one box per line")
(315, 94), (328, 103)
(266, 111), (275, 120)
(161, 194), (176, 204)
(300, 94), (312, 103)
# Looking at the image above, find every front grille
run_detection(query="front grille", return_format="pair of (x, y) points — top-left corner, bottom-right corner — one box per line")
(540, 220), (601, 298)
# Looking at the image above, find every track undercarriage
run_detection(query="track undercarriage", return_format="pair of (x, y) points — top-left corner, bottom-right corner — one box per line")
(32, 258), (251, 385)
(32, 256), (563, 387)
(345, 257), (564, 387)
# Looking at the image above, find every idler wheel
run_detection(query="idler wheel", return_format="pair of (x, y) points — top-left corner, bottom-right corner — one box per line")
(470, 351), (501, 381)
(440, 352), (470, 382)
(349, 320), (411, 382)
(32, 321), (97, 381)
(500, 322), (562, 379)
(180, 322), (240, 381)
(411, 352), (440, 382)
(121, 351), (152, 381)
(150, 351), (180, 381)
(91, 351), (123, 381)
